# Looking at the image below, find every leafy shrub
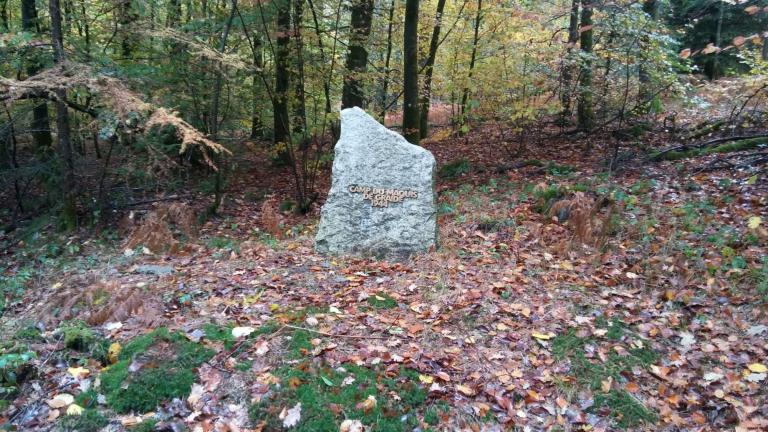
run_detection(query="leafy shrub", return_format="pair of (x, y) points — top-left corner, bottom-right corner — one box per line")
(0, 351), (36, 395)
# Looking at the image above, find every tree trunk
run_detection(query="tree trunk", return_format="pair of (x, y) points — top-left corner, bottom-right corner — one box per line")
(418, 0), (446, 138)
(167, 0), (182, 27)
(21, 0), (53, 150)
(711, 0), (724, 81)
(560, 0), (579, 121)
(208, 0), (237, 215)
(459, 0), (482, 132)
(251, 34), (264, 139)
(1, 0), (9, 31)
(50, 0), (77, 229)
(378, 0), (396, 121)
(119, 0), (137, 57)
(638, 0), (658, 110)
(341, 0), (374, 109)
(292, 0), (307, 136)
(577, 0), (594, 133)
(273, 0), (292, 150)
(402, 0), (420, 143)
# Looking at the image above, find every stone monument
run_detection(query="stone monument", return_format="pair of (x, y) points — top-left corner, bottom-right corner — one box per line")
(315, 107), (437, 258)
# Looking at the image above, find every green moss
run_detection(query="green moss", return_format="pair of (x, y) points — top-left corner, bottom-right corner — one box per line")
(651, 138), (765, 161)
(58, 409), (109, 432)
(592, 390), (657, 429)
(366, 292), (397, 309)
(100, 328), (214, 413)
(439, 159), (472, 180)
(552, 326), (658, 429)
(131, 419), (158, 432)
(249, 361), (428, 432)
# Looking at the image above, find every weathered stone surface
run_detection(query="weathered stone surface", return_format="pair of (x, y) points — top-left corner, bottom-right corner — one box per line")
(315, 107), (437, 258)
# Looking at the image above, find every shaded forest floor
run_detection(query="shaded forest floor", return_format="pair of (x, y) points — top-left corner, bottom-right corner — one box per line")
(1, 118), (767, 431)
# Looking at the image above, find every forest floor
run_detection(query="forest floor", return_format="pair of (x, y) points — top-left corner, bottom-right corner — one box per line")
(1, 115), (767, 431)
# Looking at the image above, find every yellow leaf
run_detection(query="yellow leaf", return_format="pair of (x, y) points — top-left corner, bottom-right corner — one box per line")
(746, 175), (757, 185)
(748, 363), (767, 373)
(67, 367), (90, 379)
(418, 374), (434, 384)
(108, 342), (121, 364)
(66, 404), (84, 416)
(532, 331), (555, 340)
(748, 216), (761, 230)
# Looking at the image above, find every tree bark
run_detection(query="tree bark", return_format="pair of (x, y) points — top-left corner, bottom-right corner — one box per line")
(402, 0), (420, 144)
(1, 0), (9, 31)
(711, 0), (724, 80)
(418, 0), (446, 138)
(50, 0), (77, 229)
(291, 0), (307, 136)
(341, 0), (374, 109)
(459, 0), (482, 132)
(251, 34), (264, 139)
(560, 0), (579, 121)
(378, 0), (396, 121)
(638, 0), (658, 109)
(273, 0), (292, 149)
(21, 0), (53, 150)
(577, 0), (594, 133)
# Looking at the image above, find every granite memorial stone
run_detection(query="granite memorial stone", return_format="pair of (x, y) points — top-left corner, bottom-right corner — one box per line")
(315, 107), (437, 257)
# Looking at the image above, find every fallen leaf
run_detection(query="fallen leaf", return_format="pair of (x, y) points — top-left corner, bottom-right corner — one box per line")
(355, 395), (377, 412)
(456, 384), (476, 396)
(747, 363), (767, 373)
(280, 403), (302, 428)
(47, 393), (74, 409)
(340, 419), (364, 432)
(419, 374), (434, 384)
(67, 367), (90, 379)
(108, 342), (121, 364)
(532, 331), (555, 340)
(232, 327), (255, 338)
(66, 404), (84, 416)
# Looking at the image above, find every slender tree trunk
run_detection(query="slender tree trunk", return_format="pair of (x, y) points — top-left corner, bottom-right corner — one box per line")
(292, 0), (307, 136)
(79, 0), (90, 56)
(251, 34), (264, 139)
(273, 0), (292, 149)
(50, 0), (77, 229)
(459, 0), (482, 132)
(1, 0), (10, 31)
(341, 0), (374, 109)
(307, 0), (336, 133)
(21, 0), (53, 150)
(119, 0), (137, 57)
(638, 0), (658, 110)
(560, 0), (579, 121)
(208, 0), (237, 215)
(712, 0), (724, 81)
(167, 0), (182, 27)
(378, 0), (396, 121)
(402, 0), (420, 143)
(418, 0), (446, 138)
(577, 0), (594, 133)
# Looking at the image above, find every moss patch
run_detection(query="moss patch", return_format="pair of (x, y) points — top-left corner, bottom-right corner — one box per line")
(99, 328), (214, 413)
(552, 325), (658, 429)
(58, 409), (109, 432)
(439, 159), (472, 180)
(249, 359), (432, 431)
(650, 138), (765, 161)
(366, 292), (397, 309)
